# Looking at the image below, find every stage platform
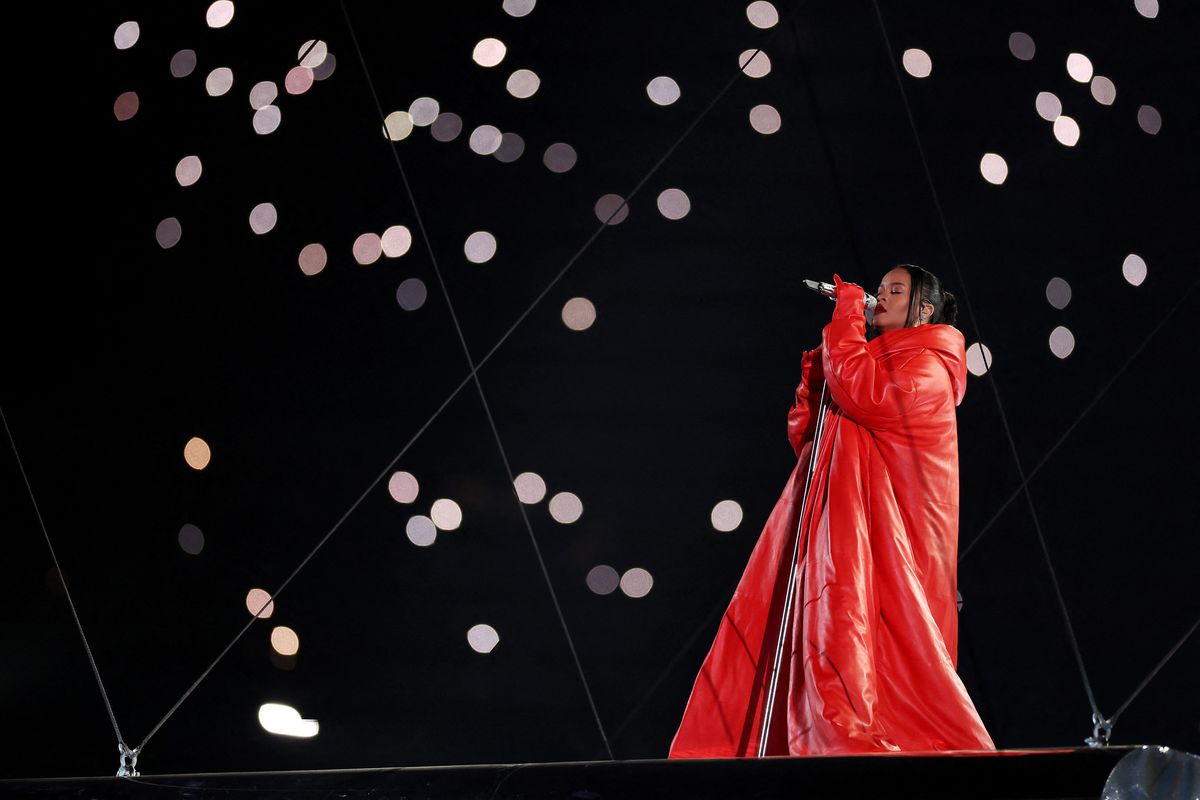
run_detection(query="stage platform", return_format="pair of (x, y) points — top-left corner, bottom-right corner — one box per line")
(4, 745), (1181, 800)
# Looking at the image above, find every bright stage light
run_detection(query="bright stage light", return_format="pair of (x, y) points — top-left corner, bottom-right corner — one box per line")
(253, 105), (281, 135)
(711, 500), (744, 532)
(465, 231), (497, 264)
(114, 21), (140, 50)
(353, 233), (382, 266)
(1122, 254), (1147, 286)
(206, 1), (235, 29)
(298, 243), (327, 276)
(1090, 76), (1116, 105)
(746, 1), (779, 29)
(469, 125), (503, 155)
(206, 67), (234, 97)
(384, 111), (414, 141)
(382, 225), (413, 257)
(271, 626), (300, 656)
(250, 81), (277, 110)
(620, 568), (654, 598)
(979, 153), (1008, 185)
(507, 69), (540, 99)
(258, 703), (318, 738)
(431, 499), (463, 531)
(175, 156), (203, 187)
(184, 436), (212, 470)
(902, 48), (932, 78)
(406, 515), (437, 547)
(298, 39), (328, 68)
(656, 188), (691, 220)
(647, 76), (681, 106)
(514, 472), (547, 503)
(1035, 92), (1061, 121)
(389, 471), (420, 503)
(250, 203), (277, 234)
(1049, 326), (1075, 359)
(473, 38), (507, 68)
(549, 492), (583, 524)
(740, 49), (771, 78)
(1066, 53), (1093, 83)
(562, 298), (597, 331)
(285, 66), (314, 96)
(467, 624), (500, 654)
(245, 588), (275, 618)
(1053, 115), (1080, 147)
(966, 343), (993, 377)
(409, 97), (440, 126)
(749, 104), (781, 135)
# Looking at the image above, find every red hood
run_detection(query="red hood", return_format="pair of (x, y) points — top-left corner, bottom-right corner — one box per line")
(868, 324), (968, 406)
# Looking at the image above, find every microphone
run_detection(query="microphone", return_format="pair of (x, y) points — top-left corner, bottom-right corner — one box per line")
(803, 279), (878, 309)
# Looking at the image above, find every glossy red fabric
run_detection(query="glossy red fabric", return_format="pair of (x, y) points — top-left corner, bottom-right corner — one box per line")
(668, 275), (994, 757)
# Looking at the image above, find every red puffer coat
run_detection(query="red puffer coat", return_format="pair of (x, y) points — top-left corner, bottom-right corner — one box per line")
(668, 275), (994, 756)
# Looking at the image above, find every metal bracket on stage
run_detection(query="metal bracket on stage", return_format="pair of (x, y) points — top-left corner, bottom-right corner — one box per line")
(117, 742), (140, 777)
(1086, 713), (1114, 748)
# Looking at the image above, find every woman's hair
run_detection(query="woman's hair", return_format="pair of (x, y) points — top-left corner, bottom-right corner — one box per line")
(897, 263), (958, 327)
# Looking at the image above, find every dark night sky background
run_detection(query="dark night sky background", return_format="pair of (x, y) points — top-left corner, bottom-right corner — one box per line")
(3, 0), (1197, 780)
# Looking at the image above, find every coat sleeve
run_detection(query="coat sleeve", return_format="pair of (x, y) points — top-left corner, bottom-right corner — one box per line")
(787, 345), (825, 459)
(819, 275), (942, 432)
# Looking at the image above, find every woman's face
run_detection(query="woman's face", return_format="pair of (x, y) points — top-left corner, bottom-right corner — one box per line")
(873, 267), (920, 333)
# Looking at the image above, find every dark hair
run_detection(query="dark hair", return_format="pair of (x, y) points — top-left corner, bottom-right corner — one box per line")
(897, 264), (958, 327)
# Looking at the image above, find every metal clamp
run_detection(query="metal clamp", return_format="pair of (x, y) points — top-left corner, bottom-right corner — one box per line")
(117, 742), (140, 777)
(1085, 712), (1113, 748)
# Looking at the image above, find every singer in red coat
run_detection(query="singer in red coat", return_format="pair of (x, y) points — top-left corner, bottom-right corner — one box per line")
(669, 267), (995, 756)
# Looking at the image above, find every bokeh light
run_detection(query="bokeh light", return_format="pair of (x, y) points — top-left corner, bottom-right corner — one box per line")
(184, 436), (212, 470)
(1090, 76), (1116, 105)
(467, 624), (500, 654)
(175, 155), (203, 187)
(1122, 254), (1147, 286)
(746, 1), (779, 28)
(656, 188), (690, 220)
(711, 500), (744, 532)
(494, 132), (526, 163)
(245, 588), (274, 618)
(397, 278), (428, 310)
(171, 49), (197, 78)
(548, 492), (583, 524)
(586, 565), (620, 595)
(382, 225), (413, 257)
(514, 472), (547, 504)
(1137, 105), (1162, 135)
(249, 202), (277, 234)
(465, 231), (497, 263)
(206, 1), (235, 28)
(298, 39), (328, 68)
(739, 49), (771, 78)
(285, 66), (314, 95)
(313, 53), (337, 81)
(406, 515), (437, 547)
(431, 112), (463, 142)
(646, 76), (681, 106)
(384, 111), (414, 141)
(178, 523), (205, 555)
(250, 81), (277, 110)
(409, 97), (440, 126)
(156, 217), (182, 249)
(562, 297), (597, 331)
(620, 568), (654, 599)
(966, 343), (993, 376)
(901, 48), (932, 78)
(1049, 326), (1075, 359)
(431, 499), (463, 531)
(1053, 115), (1080, 146)
(253, 105), (281, 135)
(1066, 53), (1093, 83)
(353, 233), (383, 265)
(1135, 0), (1159, 18)
(388, 471), (419, 503)
(469, 125), (502, 155)
(114, 91), (140, 121)
(472, 38), (506, 67)
(298, 243), (328, 276)
(1008, 32), (1035, 61)
(749, 104), (781, 134)
(114, 21), (140, 50)
(979, 153), (1008, 184)
(1035, 91), (1062, 121)
(258, 703), (318, 738)
(543, 142), (577, 173)
(594, 194), (629, 225)
(503, 0), (536, 17)
(1046, 277), (1072, 309)
(206, 67), (234, 96)
(507, 69), (540, 99)
(271, 626), (299, 656)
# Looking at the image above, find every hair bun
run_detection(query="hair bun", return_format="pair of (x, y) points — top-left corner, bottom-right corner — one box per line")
(942, 291), (959, 325)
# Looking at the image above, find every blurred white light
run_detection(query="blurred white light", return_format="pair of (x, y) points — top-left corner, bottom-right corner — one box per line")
(586, 565), (620, 595)
(245, 588), (274, 618)
(548, 492), (583, 524)
(469, 124), (503, 155)
(430, 499), (463, 531)
(739, 49), (771, 78)
(114, 21), (140, 50)
(431, 112), (463, 142)
(382, 225), (413, 257)
(176, 155), (203, 187)
(543, 142), (577, 173)
(396, 278), (427, 310)
(178, 523), (205, 555)
(1135, 0), (1158, 18)
(1137, 105), (1162, 135)
(171, 49), (197, 78)
(353, 233), (382, 265)
(901, 48), (932, 78)
(514, 472), (547, 504)
(506, 69), (540, 99)
(388, 471), (419, 503)
(250, 80), (278, 109)
(979, 152), (1008, 184)
(620, 568), (654, 599)
(562, 297), (597, 331)
(253, 105), (281, 135)
(1045, 277), (1072, 309)
(1090, 76), (1116, 105)
(749, 104), (781, 134)
(298, 39), (328, 68)
(656, 188), (691, 220)
(647, 76), (681, 106)
(465, 231), (497, 264)
(746, 1), (779, 28)
(1122, 254), (1147, 286)
(1049, 326), (1075, 359)
(711, 500), (744, 532)
(467, 624), (500, 654)
(206, 1), (235, 28)
(1035, 91), (1062, 121)
(594, 194), (629, 225)
(503, 0), (536, 17)
(1008, 32), (1035, 61)
(206, 67), (234, 96)
(384, 111), (414, 141)
(285, 66), (314, 96)
(965, 343), (993, 377)
(156, 217), (182, 249)
(473, 38), (506, 68)
(298, 243), (327, 276)
(1053, 115), (1080, 146)
(271, 626), (299, 656)
(258, 703), (318, 738)
(250, 202), (277, 234)
(409, 97), (440, 126)
(1066, 53), (1093, 83)
(494, 132), (526, 163)
(406, 515), (437, 547)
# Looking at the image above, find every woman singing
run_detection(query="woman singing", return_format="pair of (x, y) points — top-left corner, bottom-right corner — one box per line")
(668, 265), (995, 756)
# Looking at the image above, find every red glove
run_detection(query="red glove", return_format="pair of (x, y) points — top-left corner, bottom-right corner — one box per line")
(831, 273), (866, 320)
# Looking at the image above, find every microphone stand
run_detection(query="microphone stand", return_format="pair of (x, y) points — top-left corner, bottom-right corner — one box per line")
(757, 380), (830, 757)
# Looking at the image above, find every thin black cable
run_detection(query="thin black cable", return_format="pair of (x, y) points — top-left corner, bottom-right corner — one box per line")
(2, 406), (129, 750)
(869, 0), (1104, 722)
